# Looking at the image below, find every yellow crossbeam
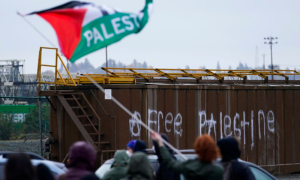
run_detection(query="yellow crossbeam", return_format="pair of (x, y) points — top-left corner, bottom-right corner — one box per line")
(36, 47), (300, 86)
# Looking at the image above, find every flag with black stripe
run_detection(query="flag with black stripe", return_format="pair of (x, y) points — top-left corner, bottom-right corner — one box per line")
(26, 0), (153, 62)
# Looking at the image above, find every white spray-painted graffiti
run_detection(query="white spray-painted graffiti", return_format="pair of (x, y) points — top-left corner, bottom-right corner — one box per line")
(129, 110), (183, 138)
(129, 109), (275, 150)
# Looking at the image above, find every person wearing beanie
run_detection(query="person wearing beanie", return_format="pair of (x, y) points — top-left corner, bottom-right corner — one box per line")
(217, 137), (255, 180)
(133, 140), (147, 153)
(126, 140), (137, 157)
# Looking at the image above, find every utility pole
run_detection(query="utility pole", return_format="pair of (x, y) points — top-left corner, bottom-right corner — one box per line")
(264, 36), (278, 80)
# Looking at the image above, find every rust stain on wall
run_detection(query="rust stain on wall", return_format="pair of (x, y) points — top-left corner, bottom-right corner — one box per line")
(49, 84), (300, 174)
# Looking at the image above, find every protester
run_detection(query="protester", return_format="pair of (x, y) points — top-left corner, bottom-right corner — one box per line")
(133, 140), (147, 153)
(126, 140), (137, 157)
(122, 152), (154, 180)
(36, 163), (54, 180)
(80, 174), (100, 180)
(217, 137), (255, 180)
(152, 133), (223, 180)
(153, 133), (180, 180)
(102, 150), (129, 180)
(56, 141), (97, 180)
(4, 153), (35, 180)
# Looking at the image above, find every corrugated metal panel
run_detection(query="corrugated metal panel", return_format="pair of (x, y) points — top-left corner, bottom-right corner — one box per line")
(48, 84), (300, 174)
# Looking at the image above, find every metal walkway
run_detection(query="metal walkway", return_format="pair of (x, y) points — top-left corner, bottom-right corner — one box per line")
(37, 47), (300, 86)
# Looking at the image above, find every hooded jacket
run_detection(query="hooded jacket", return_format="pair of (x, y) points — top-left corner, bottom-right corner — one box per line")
(159, 146), (223, 180)
(122, 152), (153, 180)
(153, 134), (180, 180)
(56, 141), (96, 180)
(102, 150), (129, 180)
(217, 137), (255, 180)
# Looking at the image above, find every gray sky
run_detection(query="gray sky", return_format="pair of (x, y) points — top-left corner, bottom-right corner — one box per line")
(1, 0), (300, 73)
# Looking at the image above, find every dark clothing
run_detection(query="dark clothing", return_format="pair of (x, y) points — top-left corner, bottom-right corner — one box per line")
(159, 146), (223, 180)
(217, 137), (255, 180)
(56, 141), (96, 180)
(80, 174), (100, 180)
(102, 150), (129, 180)
(220, 160), (255, 180)
(153, 134), (180, 180)
(36, 164), (54, 180)
(133, 140), (147, 153)
(5, 153), (35, 180)
(217, 137), (241, 161)
(122, 152), (153, 180)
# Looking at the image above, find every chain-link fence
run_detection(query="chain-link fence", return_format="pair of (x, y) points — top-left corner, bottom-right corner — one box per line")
(0, 101), (49, 156)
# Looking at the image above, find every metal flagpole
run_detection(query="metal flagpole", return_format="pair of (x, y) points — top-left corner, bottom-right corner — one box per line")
(106, 47), (108, 74)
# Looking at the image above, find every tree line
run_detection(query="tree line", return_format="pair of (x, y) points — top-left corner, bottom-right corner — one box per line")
(0, 103), (49, 140)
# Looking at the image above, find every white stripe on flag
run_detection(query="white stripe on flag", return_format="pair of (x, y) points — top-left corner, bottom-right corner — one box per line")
(82, 7), (103, 27)
(99, 5), (116, 15)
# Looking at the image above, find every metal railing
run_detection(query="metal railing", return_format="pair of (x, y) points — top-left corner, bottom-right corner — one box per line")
(36, 47), (77, 86)
(36, 47), (300, 85)
(101, 68), (300, 81)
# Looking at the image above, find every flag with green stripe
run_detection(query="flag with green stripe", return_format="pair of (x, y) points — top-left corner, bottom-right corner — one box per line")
(26, 0), (153, 62)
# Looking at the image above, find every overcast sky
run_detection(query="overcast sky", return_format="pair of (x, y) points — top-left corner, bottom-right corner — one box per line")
(1, 0), (300, 74)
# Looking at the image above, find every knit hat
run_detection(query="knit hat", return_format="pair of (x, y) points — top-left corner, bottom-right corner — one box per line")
(133, 140), (147, 153)
(127, 140), (137, 150)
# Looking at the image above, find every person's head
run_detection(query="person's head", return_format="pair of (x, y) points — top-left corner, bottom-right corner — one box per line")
(112, 150), (129, 168)
(4, 153), (34, 180)
(126, 140), (137, 154)
(194, 134), (219, 163)
(68, 141), (97, 171)
(153, 133), (173, 155)
(36, 163), (54, 180)
(127, 152), (153, 179)
(133, 140), (147, 153)
(80, 174), (100, 180)
(217, 136), (241, 161)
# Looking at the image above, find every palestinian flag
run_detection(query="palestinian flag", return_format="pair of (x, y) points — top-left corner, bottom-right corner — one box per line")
(26, 0), (153, 62)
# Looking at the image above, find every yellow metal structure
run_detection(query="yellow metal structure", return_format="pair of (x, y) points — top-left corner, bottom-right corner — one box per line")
(101, 68), (300, 81)
(37, 47), (300, 86)
(37, 47), (77, 86)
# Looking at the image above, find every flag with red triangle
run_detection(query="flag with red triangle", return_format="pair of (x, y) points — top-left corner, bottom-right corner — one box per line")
(26, 0), (153, 62)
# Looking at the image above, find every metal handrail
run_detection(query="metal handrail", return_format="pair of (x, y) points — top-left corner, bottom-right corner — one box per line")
(36, 47), (77, 87)
(36, 47), (300, 85)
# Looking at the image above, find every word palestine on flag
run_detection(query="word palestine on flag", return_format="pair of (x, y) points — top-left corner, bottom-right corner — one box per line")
(26, 0), (153, 62)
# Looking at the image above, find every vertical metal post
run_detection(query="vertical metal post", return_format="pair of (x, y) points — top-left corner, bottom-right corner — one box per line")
(264, 36), (278, 81)
(262, 54), (265, 69)
(270, 44), (273, 80)
(106, 47), (108, 74)
(39, 96), (43, 157)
